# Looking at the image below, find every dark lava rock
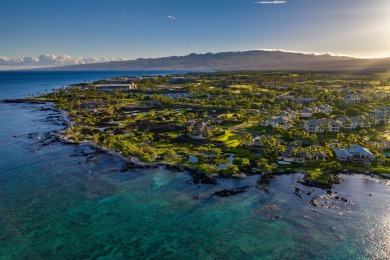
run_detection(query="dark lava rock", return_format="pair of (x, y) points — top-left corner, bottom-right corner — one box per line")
(266, 204), (278, 210)
(292, 187), (303, 199)
(212, 186), (250, 198)
(28, 132), (40, 139)
(113, 128), (125, 135)
(262, 174), (274, 180)
(256, 186), (270, 194)
(189, 172), (217, 185)
(309, 196), (319, 207)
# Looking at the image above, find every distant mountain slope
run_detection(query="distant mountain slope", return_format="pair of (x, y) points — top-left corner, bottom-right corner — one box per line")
(37, 50), (390, 72)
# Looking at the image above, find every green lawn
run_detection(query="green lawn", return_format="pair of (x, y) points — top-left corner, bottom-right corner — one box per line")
(307, 168), (333, 184)
(213, 130), (240, 148)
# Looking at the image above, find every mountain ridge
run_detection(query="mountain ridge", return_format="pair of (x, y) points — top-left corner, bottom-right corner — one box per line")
(33, 50), (390, 72)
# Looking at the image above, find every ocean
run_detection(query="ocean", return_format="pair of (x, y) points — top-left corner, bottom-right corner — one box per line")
(0, 71), (389, 259)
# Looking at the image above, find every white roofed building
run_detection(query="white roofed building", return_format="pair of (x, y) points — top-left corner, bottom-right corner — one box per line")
(95, 83), (137, 92)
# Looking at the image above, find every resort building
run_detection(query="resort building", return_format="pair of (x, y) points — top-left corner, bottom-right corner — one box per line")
(373, 106), (390, 115)
(343, 94), (362, 104)
(304, 119), (340, 133)
(261, 116), (292, 129)
(276, 94), (295, 102)
(168, 77), (197, 84)
(95, 83), (137, 92)
(333, 144), (376, 161)
(315, 104), (332, 113)
(293, 97), (317, 104)
(301, 108), (314, 118)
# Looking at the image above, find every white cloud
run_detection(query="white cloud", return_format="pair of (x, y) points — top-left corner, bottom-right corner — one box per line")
(254, 1), (287, 4)
(168, 15), (176, 20)
(251, 48), (360, 58)
(0, 54), (127, 67)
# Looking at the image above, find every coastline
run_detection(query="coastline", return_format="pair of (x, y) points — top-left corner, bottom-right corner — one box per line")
(3, 98), (389, 190)
(2, 70), (390, 259)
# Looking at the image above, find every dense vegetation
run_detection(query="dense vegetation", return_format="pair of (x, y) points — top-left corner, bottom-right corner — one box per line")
(37, 71), (390, 184)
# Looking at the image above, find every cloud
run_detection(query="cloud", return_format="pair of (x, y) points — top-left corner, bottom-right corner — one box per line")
(168, 15), (176, 20)
(254, 1), (287, 4)
(251, 48), (359, 58)
(0, 54), (126, 67)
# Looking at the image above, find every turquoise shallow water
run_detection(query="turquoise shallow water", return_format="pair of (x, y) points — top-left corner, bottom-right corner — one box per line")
(0, 71), (389, 259)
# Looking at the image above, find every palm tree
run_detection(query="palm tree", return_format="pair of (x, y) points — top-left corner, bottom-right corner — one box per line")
(240, 133), (253, 147)
(342, 118), (352, 129)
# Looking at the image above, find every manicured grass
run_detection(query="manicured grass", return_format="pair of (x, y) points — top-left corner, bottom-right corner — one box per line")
(213, 130), (240, 148)
(256, 88), (271, 92)
(166, 132), (179, 138)
(230, 84), (254, 90)
(371, 168), (390, 174)
(229, 120), (257, 131)
(307, 168), (333, 184)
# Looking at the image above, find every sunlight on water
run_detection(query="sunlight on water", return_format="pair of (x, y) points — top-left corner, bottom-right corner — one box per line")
(375, 212), (390, 258)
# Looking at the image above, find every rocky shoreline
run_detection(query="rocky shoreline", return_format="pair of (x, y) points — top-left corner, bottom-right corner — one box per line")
(3, 98), (389, 192)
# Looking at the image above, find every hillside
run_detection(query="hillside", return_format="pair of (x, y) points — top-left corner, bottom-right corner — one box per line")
(37, 50), (390, 72)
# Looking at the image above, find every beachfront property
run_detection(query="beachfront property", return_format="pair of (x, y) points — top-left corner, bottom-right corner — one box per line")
(333, 144), (376, 161)
(280, 145), (328, 163)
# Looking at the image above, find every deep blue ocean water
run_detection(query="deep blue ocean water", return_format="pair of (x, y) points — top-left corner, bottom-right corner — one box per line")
(0, 71), (389, 259)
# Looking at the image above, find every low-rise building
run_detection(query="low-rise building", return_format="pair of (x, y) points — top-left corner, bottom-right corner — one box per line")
(316, 104), (332, 113)
(301, 108), (314, 118)
(334, 144), (376, 161)
(344, 94), (361, 104)
(372, 91), (388, 100)
(278, 110), (297, 120)
(276, 94), (295, 102)
(336, 116), (360, 130)
(304, 119), (340, 133)
(95, 83), (137, 92)
(373, 105), (390, 115)
(168, 77), (197, 84)
(261, 116), (292, 129)
(293, 97), (317, 104)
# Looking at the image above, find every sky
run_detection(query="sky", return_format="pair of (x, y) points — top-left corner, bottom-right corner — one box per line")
(0, 0), (389, 67)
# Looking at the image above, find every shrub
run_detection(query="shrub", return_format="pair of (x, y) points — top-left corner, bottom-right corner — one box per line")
(312, 112), (329, 119)
(345, 108), (359, 117)
(220, 165), (239, 175)
(198, 164), (218, 175)
(233, 157), (251, 167)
